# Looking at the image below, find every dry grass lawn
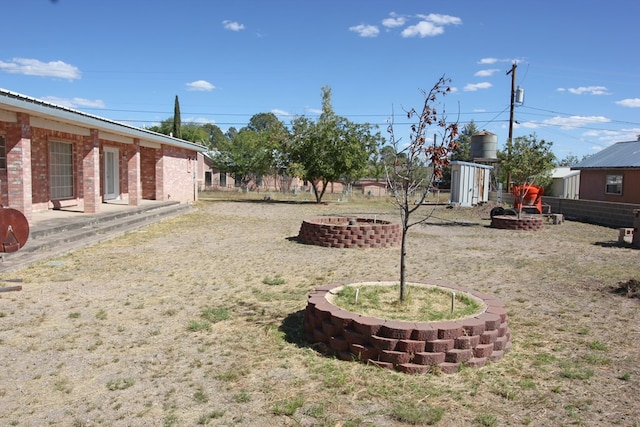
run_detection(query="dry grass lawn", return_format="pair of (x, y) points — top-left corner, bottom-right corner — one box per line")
(0, 192), (638, 426)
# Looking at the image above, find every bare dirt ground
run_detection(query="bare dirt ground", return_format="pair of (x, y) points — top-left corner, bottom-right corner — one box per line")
(1, 193), (639, 426)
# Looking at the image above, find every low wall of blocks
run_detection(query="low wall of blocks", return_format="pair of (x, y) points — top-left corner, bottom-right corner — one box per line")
(298, 217), (400, 248)
(490, 215), (544, 231)
(304, 282), (512, 374)
(634, 209), (640, 248)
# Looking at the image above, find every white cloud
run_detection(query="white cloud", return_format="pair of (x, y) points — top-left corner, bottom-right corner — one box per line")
(41, 96), (105, 109)
(271, 109), (291, 118)
(349, 24), (379, 37)
(402, 21), (443, 38)
(463, 82), (492, 92)
(186, 80), (215, 91)
(474, 69), (500, 77)
(382, 12), (406, 28)
(184, 117), (216, 125)
(477, 57), (519, 65)
(560, 86), (610, 95)
(542, 115), (610, 129)
(222, 20), (245, 31)
(616, 98), (640, 108)
(0, 58), (81, 79)
(416, 13), (462, 26)
(401, 13), (461, 38)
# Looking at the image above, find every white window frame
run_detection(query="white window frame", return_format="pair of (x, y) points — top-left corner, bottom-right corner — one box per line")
(605, 174), (623, 195)
(49, 141), (74, 200)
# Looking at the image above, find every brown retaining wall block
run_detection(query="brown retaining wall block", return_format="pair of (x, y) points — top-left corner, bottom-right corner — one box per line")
(304, 282), (512, 374)
(490, 215), (544, 231)
(298, 217), (401, 248)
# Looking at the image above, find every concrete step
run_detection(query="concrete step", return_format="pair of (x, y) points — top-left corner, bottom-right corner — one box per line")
(0, 202), (191, 273)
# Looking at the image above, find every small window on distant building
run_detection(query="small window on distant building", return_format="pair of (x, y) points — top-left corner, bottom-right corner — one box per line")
(0, 135), (6, 170)
(219, 172), (227, 188)
(605, 174), (622, 195)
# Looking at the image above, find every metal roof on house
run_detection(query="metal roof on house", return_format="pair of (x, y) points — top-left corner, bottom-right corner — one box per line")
(572, 140), (640, 169)
(0, 88), (206, 152)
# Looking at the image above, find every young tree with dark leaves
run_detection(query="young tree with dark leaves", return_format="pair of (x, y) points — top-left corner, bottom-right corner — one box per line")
(386, 76), (459, 302)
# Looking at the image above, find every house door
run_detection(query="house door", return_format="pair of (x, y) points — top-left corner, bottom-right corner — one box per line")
(104, 147), (119, 200)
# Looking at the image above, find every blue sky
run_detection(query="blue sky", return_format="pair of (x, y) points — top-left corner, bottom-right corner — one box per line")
(2, 0), (639, 161)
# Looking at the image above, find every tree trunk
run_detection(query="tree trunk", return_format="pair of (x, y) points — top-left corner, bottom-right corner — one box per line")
(399, 208), (409, 301)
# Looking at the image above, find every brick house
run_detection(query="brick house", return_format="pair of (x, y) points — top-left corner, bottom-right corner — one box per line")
(571, 140), (640, 204)
(0, 89), (206, 221)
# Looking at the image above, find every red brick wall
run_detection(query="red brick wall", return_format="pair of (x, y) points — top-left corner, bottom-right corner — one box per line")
(160, 145), (195, 203)
(1, 107), (199, 216)
(140, 146), (156, 200)
(579, 169), (640, 203)
(31, 127), (85, 211)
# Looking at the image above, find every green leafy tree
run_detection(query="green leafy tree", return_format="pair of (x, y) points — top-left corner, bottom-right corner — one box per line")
(501, 133), (556, 217)
(557, 153), (590, 167)
(203, 123), (227, 148)
(225, 127), (239, 141)
(289, 86), (377, 203)
(173, 95), (181, 139)
(245, 112), (290, 191)
(386, 76), (459, 301)
(147, 118), (224, 148)
(452, 121), (476, 161)
(212, 129), (273, 190)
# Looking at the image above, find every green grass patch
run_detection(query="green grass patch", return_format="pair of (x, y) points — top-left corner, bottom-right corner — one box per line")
(390, 401), (445, 425)
(187, 320), (212, 332)
(331, 283), (483, 321)
(588, 340), (608, 351)
(262, 275), (286, 286)
(233, 391), (251, 403)
(107, 377), (135, 391)
(272, 396), (304, 416)
(560, 361), (594, 380)
(200, 307), (230, 323)
(197, 410), (225, 424)
(475, 413), (498, 426)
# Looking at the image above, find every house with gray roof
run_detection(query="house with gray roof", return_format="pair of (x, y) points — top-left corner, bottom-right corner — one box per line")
(0, 88), (206, 221)
(572, 140), (640, 204)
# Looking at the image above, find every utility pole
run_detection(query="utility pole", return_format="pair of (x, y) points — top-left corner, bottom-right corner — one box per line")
(506, 62), (517, 192)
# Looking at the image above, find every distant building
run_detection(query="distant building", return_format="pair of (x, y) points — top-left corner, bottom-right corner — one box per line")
(571, 140), (640, 203)
(0, 89), (206, 221)
(548, 167), (580, 199)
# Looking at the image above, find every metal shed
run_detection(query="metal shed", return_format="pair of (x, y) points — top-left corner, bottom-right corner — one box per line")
(549, 167), (580, 199)
(450, 161), (493, 207)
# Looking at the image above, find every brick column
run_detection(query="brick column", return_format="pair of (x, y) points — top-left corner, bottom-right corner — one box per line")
(82, 129), (101, 213)
(127, 140), (141, 206)
(155, 147), (165, 200)
(6, 113), (33, 221)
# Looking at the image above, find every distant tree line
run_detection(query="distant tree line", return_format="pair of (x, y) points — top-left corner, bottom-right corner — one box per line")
(149, 92), (585, 203)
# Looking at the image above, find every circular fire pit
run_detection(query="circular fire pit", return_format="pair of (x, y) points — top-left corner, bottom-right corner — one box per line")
(490, 215), (544, 231)
(298, 217), (400, 248)
(304, 281), (511, 374)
